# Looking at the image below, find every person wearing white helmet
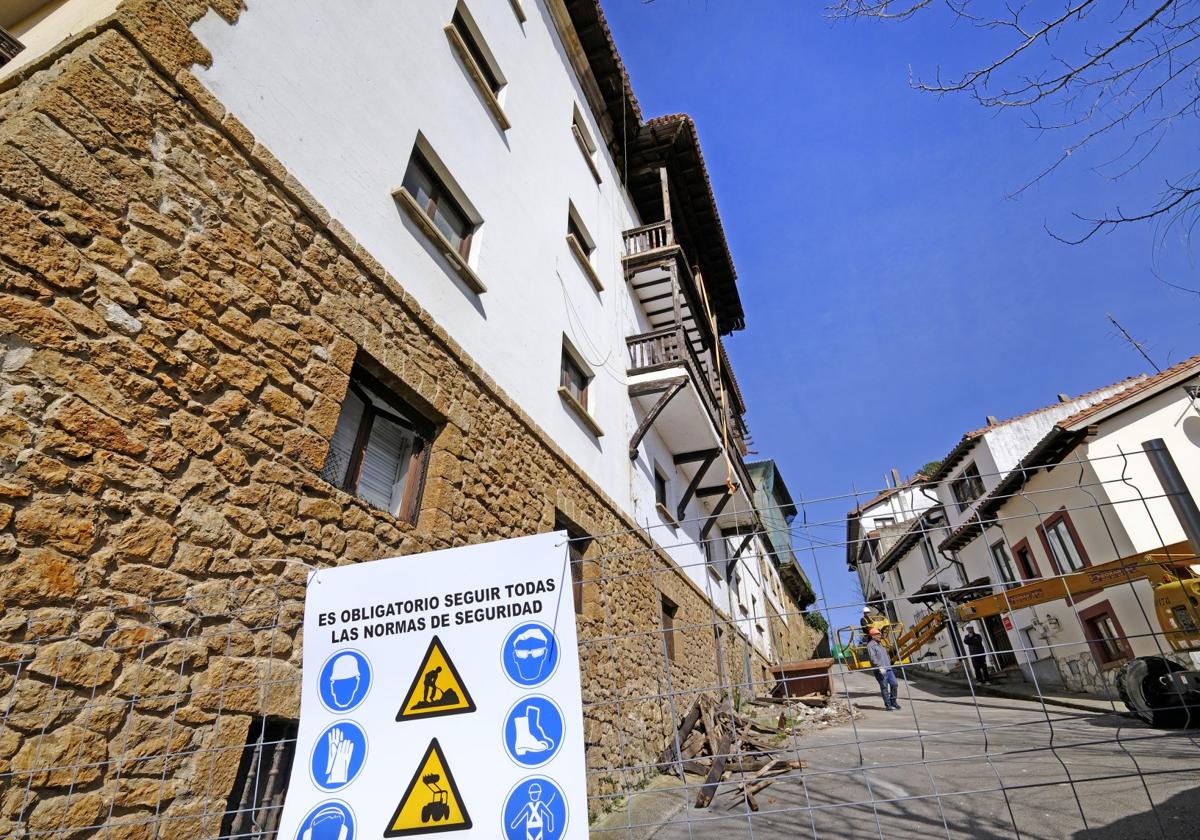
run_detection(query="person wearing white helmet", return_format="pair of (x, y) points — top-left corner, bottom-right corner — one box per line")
(328, 653), (361, 709)
(508, 781), (554, 840)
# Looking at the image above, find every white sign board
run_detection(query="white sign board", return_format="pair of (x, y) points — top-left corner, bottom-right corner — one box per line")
(276, 531), (587, 839)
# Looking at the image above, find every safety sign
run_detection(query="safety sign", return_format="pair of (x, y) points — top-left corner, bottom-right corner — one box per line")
(295, 800), (356, 840)
(384, 737), (472, 836)
(503, 696), (563, 768)
(397, 636), (477, 721)
(275, 531), (588, 838)
(310, 721), (367, 791)
(502, 776), (568, 840)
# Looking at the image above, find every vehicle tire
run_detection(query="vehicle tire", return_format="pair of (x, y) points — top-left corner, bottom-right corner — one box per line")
(433, 802), (449, 821)
(1116, 656), (1199, 728)
(421, 803), (432, 823)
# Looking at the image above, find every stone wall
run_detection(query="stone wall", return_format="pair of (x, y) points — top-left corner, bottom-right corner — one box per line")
(0, 3), (817, 835)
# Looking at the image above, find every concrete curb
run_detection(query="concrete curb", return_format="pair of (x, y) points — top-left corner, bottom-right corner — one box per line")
(907, 669), (1127, 715)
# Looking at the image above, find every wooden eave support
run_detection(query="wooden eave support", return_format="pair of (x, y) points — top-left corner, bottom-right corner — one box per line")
(628, 377), (688, 460)
(700, 491), (733, 540)
(677, 449), (720, 521)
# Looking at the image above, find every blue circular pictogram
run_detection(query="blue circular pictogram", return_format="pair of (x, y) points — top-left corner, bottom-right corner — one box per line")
(318, 649), (372, 713)
(502, 695), (564, 769)
(295, 799), (356, 840)
(502, 776), (567, 840)
(309, 720), (368, 791)
(501, 622), (559, 688)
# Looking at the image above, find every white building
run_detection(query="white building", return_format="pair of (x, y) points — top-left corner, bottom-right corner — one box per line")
(939, 354), (1200, 695)
(0, 0), (813, 652)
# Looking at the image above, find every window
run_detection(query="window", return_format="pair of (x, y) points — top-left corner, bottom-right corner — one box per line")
(560, 349), (589, 409)
(660, 595), (678, 661)
(893, 567), (904, 592)
(451, 7), (501, 93)
(571, 104), (602, 184)
(1012, 538), (1040, 580)
(920, 537), (936, 574)
(221, 717), (298, 839)
(402, 151), (474, 259)
(556, 516), (592, 616)
(1039, 511), (1089, 573)
(1080, 602), (1130, 666)
(0, 27), (24, 68)
(445, 3), (509, 129)
(654, 469), (669, 508)
(566, 203), (602, 292)
(875, 516), (895, 528)
(567, 212), (593, 258)
(949, 463), (985, 512)
(321, 364), (434, 524)
(557, 340), (601, 436)
(990, 540), (1018, 586)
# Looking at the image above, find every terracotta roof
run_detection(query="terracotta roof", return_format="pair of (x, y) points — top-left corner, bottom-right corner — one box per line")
(924, 375), (1148, 483)
(1058, 352), (1200, 429)
(938, 353), (1200, 553)
(629, 115), (744, 334)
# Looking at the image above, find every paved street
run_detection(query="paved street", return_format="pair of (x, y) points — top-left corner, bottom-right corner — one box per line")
(632, 669), (1200, 839)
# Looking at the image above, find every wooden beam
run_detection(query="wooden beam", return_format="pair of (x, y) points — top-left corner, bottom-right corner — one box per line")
(695, 486), (728, 498)
(700, 491), (733, 539)
(628, 378), (688, 460)
(677, 449), (720, 521)
(628, 376), (686, 398)
(674, 448), (720, 465)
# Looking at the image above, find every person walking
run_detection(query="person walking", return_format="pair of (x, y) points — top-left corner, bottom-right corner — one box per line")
(866, 627), (900, 711)
(963, 625), (989, 684)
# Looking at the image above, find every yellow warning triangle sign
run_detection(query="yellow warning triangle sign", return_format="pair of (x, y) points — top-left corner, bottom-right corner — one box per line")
(396, 635), (476, 721)
(384, 737), (472, 837)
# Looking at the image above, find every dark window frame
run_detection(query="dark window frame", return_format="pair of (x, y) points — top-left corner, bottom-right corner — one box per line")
(920, 536), (937, 574)
(654, 468), (669, 508)
(1078, 600), (1132, 667)
(1037, 508), (1091, 575)
(660, 595), (678, 661)
(321, 363), (436, 525)
(221, 717), (298, 840)
(560, 347), (590, 410)
(1011, 537), (1041, 581)
(451, 7), (502, 94)
(566, 210), (595, 257)
(402, 151), (476, 259)
(950, 462), (986, 512)
(990, 539), (1019, 586)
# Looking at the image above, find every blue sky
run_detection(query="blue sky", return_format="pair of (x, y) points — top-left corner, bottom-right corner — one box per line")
(603, 0), (1200, 634)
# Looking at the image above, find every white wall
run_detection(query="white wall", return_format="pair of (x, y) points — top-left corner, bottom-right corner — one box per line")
(971, 381), (1200, 692)
(191, 0), (648, 512)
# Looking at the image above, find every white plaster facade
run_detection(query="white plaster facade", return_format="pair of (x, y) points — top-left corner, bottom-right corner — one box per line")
(955, 361), (1200, 695)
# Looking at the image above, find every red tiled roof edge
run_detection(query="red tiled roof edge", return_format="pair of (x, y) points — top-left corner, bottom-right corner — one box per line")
(1060, 352), (1200, 430)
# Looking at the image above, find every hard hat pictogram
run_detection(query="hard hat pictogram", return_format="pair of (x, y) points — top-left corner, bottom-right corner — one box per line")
(384, 738), (472, 837)
(396, 635), (476, 721)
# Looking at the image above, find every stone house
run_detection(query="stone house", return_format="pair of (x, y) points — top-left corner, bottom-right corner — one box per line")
(0, 0), (819, 836)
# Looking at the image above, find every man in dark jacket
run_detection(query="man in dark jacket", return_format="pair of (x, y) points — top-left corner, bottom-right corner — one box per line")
(963, 625), (989, 684)
(866, 627), (900, 711)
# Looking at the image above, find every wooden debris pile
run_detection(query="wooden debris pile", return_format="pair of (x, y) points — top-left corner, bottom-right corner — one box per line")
(656, 694), (804, 809)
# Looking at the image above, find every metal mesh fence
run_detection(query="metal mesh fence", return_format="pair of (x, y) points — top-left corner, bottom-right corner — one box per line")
(3, 445), (1200, 839)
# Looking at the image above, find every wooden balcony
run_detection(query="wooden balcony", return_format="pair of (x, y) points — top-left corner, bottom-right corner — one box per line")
(622, 219), (675, 258)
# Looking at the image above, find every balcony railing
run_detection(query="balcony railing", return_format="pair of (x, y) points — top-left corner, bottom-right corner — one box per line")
(622, 220), (674, 257)
(627, 326), (748, 457)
